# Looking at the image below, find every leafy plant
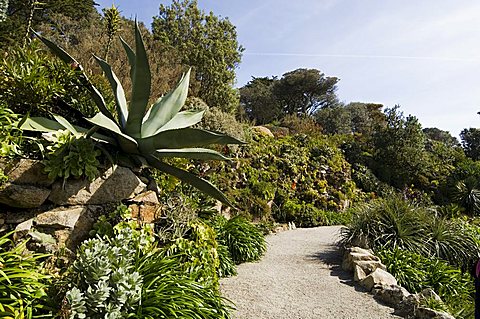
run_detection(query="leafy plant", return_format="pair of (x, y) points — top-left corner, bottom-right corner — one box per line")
(65, 226), (149, 319)
(135, 249), (232, 319)
(43, 129), (101, 182)
(217, 244), (237, 278)
(21, 22), (243, 206)
(216, 216), (266, 264)
(0, 232), (51, 319)
(340, 195), (429, 253)
(377, 248), (474, 318)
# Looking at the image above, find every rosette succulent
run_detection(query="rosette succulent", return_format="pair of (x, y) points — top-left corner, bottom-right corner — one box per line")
(21, 22), (243, 205)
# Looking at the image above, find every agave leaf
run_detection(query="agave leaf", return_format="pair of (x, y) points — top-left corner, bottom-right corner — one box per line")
(120, 36), (135, 78)
(86, 113), (138, 153)
(146, 155), (233, 207)
(52, 114), (78, 135)
(154, 148), (230, 161)
(94, 55), (129, 127)
(125, 21), (151, 137)
(139, 128), (244, 154)
(141, 69), (190, 137)
(152, 109), (205, 134)
(20, 117), (65, 132)
(32, 30), (115, 122)
(20, 116), (117, 145)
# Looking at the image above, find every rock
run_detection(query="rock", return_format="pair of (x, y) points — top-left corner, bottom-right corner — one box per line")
(342, 251), (380, 272)
(360, 268), (397, 291)
(35, 206), (85, 229)
(48, 166), (146, 205)
(1, 159), (54, 187)
(348, 247), (374, 255)
(14, 218), (33, 235)
(0, 183), (50, 208)
(353, 260), (387, 275)
(354, 264), (367, 281)
(396, 293), (421, 317)
(5, 211), (37, 224)
(129, 191), (161, 223)
(252, 126), (274, 137)
(415, 307), (455, 319)
(373, 284), (410, 308)
(420, 288), (442, 302)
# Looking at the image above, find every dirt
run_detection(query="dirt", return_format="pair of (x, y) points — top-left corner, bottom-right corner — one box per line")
(220, 226), (402, 319)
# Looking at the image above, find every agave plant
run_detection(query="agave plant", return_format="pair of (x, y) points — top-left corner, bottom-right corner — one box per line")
(21, 23), (243, 205)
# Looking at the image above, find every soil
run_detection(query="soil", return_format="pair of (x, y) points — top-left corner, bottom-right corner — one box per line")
(220, 226), (402, 319)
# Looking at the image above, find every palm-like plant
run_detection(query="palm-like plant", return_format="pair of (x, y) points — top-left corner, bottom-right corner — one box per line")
(21, 23), (243, 205)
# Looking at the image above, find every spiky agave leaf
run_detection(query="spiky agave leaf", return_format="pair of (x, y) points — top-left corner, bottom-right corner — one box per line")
(124, 20), (151, 137)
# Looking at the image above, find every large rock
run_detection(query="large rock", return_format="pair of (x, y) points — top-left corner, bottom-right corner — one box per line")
(415, 308), (455, 319)
(342, 250), (380, 272)
(360, 268), (397, 291)
(129, 191), (161, 223)
(0, 183), (50, 208)
(354, 260), (387, 275)
(252, 126), (274, 137)
(1, 159), (54, 186)
(35, 206), (85, 229)
(373, 284), (410, 308)
(48, 166), (146, 205)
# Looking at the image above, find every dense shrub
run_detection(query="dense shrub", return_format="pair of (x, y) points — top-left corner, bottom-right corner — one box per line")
(377, 248), (474, 318)
(215, 216), (266, 264)
(341, 195), (480, 269)
(216, 244), (237, 278)
(0, 233), (52, 318)
(0, 42), (97, 119)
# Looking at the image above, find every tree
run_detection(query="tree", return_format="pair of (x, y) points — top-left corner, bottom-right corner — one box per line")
(239, 76), (281, 124)
(0, 0), (97, 48)
(460, 128), (480, 160)
(272, 68), (339, 115)
(423, 127), (459, 147)
(372, 106), (428, 188)
(152, 0), (243, 113)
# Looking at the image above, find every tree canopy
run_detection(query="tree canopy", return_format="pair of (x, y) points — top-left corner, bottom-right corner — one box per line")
(152, 0), (243, 113)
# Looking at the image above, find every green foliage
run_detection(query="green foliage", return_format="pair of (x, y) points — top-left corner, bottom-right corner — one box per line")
(0, 232), (51, 319)
(216, 244), (237, 278)
(21, 22), (243, 206)
(66, 225), (153, 318)
(377, 248), (474, 318)
(153, 0), (243, 113)
(215, 216), (266, 264)
(461, 127), (480, 160)
(0, 106), (22, 157)
(451, 177), (480, 214)
(0, 42), (97, 118)
(240, 76), (282, 124)
(135, 249), (232, 319)
(280, 114), (322, 136)
(0, 0), (7, 22)
(161, 220), (220, 288)
(341, 195), (480, 269)
(43, 130), (100, 182)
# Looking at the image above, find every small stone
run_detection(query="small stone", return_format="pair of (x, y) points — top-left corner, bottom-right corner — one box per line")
(353, 260), (387, 275)
(0, 183), (50, 208)
(360, 268), (397, 291)
(252, 126), (274, 137)
(415, 307), (455, 319)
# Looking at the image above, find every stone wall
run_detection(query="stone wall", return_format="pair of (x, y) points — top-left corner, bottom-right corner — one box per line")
(342, 247), (455, 319)
(0, 159), (160, 254)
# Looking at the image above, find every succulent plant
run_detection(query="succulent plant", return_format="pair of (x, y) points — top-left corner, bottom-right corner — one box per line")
(21, 22), (243, 205)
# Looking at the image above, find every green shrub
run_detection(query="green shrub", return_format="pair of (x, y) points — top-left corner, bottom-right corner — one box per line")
(0, 42), (97, 119)
(161, 220), (220, 288)
(0, 232), (52, 318)
(377, 248), (474, 318)
(217, 244), (237, 278)
(279, 114), (322, 136)
(135, 249), (232, 319)
(65, 226), (147, 318)
(340, 195), (429, 253)
(216, 216), (266, 264)
(0, 106), (23, 157)
(43, 130), (101, 182)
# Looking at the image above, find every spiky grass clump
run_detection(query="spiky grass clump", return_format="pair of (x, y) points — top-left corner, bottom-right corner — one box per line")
(217, 216), (266, 264)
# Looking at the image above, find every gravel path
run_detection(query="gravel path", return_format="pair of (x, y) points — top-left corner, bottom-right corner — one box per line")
(220, 226), (401, 319)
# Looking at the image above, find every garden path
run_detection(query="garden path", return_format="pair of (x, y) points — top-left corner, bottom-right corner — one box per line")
(220, 226), (401, 319)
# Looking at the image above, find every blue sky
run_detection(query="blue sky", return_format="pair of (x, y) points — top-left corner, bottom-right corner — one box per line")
(95, 0), (480, 138)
